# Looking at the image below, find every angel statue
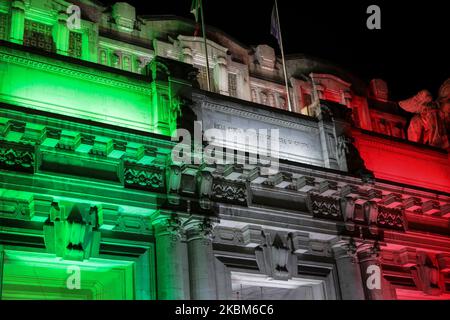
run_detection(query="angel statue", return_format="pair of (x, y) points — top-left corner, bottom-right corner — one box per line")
(399, 78), (450, 149)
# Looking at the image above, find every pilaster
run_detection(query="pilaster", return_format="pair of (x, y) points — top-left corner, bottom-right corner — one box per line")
(10, 0), (25, 45)
(54, 12), (69, 56)
(214, 56), (229, 96)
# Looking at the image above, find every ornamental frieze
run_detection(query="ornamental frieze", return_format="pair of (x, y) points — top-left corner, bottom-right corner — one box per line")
(309, 192), (342, 220)
(124, 162), (165, 193)
(0, 140), (36, 173)
(211, 178), (247, 206)
(377, 205), (405, 231)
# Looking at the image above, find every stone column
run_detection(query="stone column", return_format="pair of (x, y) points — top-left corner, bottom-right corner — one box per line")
(152, 213), (190, 299)
(357, 243), (396, 300)
(10, 1), (25, 45)
(55, 12), (69, 56)
(332, 240), (365, 300)
(184, 218), (218, 299)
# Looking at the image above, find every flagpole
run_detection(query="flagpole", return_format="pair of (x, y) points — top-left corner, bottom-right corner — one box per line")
(199, 0), (211, 91)
(274, 0), (292, 112)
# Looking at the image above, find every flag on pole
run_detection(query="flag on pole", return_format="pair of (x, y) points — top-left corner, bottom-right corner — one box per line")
(270, 4), (281, 48)
(270, 0), (293, 112)
(190, 0), (211, 91)
(191, 0), (201, 36)
(191, 0), (201, 23)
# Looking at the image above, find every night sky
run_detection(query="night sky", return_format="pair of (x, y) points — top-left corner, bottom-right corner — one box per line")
(101, 0), (449, 101)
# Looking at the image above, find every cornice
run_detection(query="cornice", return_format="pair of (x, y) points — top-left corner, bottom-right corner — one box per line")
(0, 48), (152, 95)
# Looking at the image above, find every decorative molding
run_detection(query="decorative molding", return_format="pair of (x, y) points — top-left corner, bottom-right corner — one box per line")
(0, 192), (34, 220)
(113, 213), (152, 235)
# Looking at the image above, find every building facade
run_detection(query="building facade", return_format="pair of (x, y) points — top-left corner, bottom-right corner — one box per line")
(0, 0), (450, 300)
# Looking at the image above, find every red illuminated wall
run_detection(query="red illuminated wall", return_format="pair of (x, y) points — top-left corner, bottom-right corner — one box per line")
(352, 129), (450, 193)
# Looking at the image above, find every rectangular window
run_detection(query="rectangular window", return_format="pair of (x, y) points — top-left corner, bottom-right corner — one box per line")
(228, 73), (238, 97)
(0, 12), (9, 41)
(23, 19), (55, 53)
(68, 31), (82, 58)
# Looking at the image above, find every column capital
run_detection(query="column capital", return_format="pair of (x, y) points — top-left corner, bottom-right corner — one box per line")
(183, 217), (217, 243)
(12, 0), (25, 10)
(332, 238), (358, 262)
(357, 241), (381, 263)
(151, 211), (183, 241)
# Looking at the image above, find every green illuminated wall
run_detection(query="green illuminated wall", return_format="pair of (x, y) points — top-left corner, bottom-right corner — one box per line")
(0, 0), (192, 301)
(0, 44), (160, 133)
(2, 250), (135, 299)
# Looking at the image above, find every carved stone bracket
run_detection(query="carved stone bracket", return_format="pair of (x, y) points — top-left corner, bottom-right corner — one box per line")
(255, 231), (297, 280)
(410, 251), (446, 296)
(43, 201), (102, 261)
